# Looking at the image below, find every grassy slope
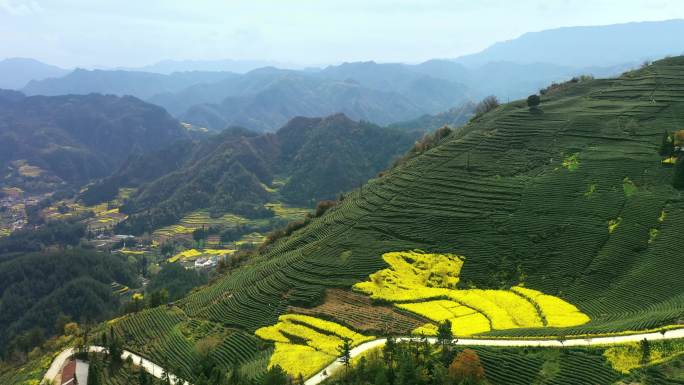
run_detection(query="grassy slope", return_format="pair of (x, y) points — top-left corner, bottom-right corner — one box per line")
(83, 57), (684, 380)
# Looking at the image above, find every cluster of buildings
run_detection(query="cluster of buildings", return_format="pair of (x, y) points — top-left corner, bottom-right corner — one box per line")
(0, 191), (36, 236)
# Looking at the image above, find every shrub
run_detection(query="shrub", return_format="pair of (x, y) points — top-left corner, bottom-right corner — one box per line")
(475, 95), (499, 115)
(314, 200), (337, 218)
(659, 131), (675, 157)
(527, 94), (541, 108)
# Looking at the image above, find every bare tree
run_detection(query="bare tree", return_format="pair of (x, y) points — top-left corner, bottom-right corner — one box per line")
(475, 95), (500, 115)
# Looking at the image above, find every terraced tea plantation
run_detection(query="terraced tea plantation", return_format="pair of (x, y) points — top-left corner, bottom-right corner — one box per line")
(95, 58), (684, 382)
(467, 339), (684, 385)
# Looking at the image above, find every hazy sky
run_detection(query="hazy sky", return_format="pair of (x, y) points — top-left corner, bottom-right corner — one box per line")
(1, 0), (684, 68)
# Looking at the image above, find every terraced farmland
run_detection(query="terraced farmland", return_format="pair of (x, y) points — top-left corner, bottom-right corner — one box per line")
(151, 203), (310, 245)
(105, 57), (684, 382)
(40, 188), (133, 231)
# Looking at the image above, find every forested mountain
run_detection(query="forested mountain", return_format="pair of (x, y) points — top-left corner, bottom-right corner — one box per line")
(0, 92), (188, 191)
(150, 67), (470, 131)
(0, 248), (136, 360)
(29, 60), (628, 133)
(86, 114), (420, 233)
(0, 58), (69, 90)
(58, 57), (684, 385)
(22, 69), (237, 100)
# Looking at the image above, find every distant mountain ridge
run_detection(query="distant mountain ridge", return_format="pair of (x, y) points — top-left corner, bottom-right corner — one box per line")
(20, 59), (628, 132)
(0, 58), (69, 90)
(0, 91), (188, 191)
(127, 58), (301, 74)
(14, 20), (684, 132)
(23, 69), (237, 100)
(454, 19), (684, 67)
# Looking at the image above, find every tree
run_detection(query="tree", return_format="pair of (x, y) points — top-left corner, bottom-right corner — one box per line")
(107, 327), (123, 365)
(87, 360), (101, 385)
(338, 338), (352, 370)
(527, 94), (541, 108)
(673, 155), (684, 189)
(640, 338), (651, 365)
(160, 243), (175, 258)
(437, 320), (454, 348)
(148, 289), (169, 308)
(262, 365), (288, 385)
(395, 351), (418, 385)
(374, 369), (389, 385)
(475, 95), (500, 115)
(383, 335), (396, 365)
(448, 349), (486, 385)
(139, 365), (151, 385)
(193, 227), (208, 245)
(659, 131), (675, 157)
(64, 322), (81, 337)
(55, 313), (72, 335)
(140, 255), (149, 277)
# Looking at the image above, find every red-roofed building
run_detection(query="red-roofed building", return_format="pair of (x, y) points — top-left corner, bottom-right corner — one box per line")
(61, 360), (78, 385)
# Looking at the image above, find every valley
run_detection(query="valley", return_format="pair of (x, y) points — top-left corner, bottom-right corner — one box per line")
(2, 10), (684, 385)
(8, 56), (684, 385)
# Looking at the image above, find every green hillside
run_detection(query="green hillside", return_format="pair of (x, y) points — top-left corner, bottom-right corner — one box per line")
(89, 114), (419, 234)
(35, 57), (684, 383)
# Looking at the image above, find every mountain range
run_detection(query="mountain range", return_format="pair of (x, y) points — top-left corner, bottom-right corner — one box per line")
(84, 114), (420, 233)
(22, 56), (682, 385)
(8, 20), (683, 132)
(0, 58), (69, 90)
(455, 19), (684, 67)
(0, 91), (187, 192)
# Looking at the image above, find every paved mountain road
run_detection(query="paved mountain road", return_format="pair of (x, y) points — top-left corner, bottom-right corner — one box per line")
(41, 346), (189, 385)
(42, 328), (684, 385)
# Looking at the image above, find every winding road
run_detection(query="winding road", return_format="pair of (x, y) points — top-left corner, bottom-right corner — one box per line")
(42, 346), (189, 385)
(42, 328), (684, 385)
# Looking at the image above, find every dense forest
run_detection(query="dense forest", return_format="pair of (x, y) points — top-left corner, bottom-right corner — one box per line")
(0, 249), (136, 361)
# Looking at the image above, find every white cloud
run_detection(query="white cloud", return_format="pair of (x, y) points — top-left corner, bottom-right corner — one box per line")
(0, 0), (43, 16)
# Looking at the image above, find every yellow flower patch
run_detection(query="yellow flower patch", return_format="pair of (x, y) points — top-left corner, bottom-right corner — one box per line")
(511, 287), (590, 327)
(397, 300), (473, 322)
(168, 248), (235, 262)
(255, 314), (374, 378)
(355, 251), (589, 335)
(269, 343), (334, 379)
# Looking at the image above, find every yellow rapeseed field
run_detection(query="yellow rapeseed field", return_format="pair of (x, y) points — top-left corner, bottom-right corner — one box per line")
(168, 248), (235, 263)
(511, 287), (590, 327)
(355, 251), (589, 335)
(269, 343), (334, 379)
(255, 314), (374, 377)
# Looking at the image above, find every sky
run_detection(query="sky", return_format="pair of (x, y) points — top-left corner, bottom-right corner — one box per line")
(1, 0), (684, 68)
